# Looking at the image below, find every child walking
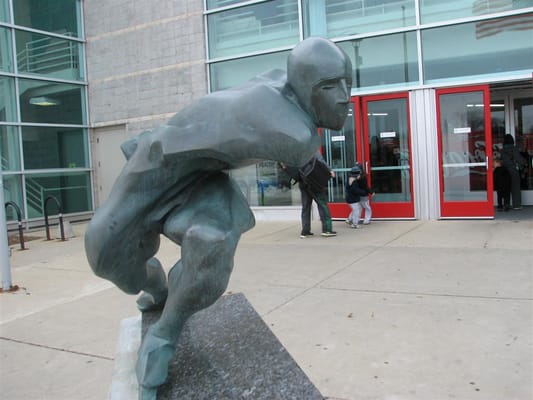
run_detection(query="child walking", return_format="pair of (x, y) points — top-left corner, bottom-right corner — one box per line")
(345, 164), (369, 229)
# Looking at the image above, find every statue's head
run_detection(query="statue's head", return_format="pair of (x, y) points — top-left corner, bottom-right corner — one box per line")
(287, 37), (353, 130)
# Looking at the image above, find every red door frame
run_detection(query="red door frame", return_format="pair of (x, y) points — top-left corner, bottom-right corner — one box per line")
(436, 85), (494, 218)
(361, 92), (415, 219)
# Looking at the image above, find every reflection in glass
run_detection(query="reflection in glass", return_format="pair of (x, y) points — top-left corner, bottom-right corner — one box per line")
(15, 30), (83, 80)
(439, 91), (488, 201)
(0, 27), (13, 72)
(0, 76), (17, 121)
(22, 127), (88, 169)
(18, 78), (85, 124)
(2, 174), (24, 221)
(206, 0), (244, 9)
(420, 0), (533, 24)
(24, 171), (92, 218)
(0, 125), (20, 171)
(422, 15), (533, 83)
(209, 50), (290, 91)
(367, 98), (411, 202)
(303, 0), (416, 38)
(337, 32), (419, 91)
(13, 0), (82, 38)
(514, 96), (533, 190)
(207, 0), (299, 59)
(0, 0), (8, 22)
(231, 161), (300, 207)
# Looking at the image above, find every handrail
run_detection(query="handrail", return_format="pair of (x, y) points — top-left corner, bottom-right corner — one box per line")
(4, 201), (26, 250)
(44, 196), (65, 241)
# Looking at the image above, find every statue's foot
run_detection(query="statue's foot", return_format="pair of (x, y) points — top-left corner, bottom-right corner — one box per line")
(136, 292), (167, 311)
(136, 327), (176, 389)
(139, 385), (157, 400)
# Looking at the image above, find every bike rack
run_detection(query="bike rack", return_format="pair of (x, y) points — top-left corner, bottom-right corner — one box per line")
(44, 196), (66, 241)
(4, 201), (26, 250)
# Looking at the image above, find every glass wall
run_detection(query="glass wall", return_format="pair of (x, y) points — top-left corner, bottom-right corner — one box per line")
(337, 31), (419, 90)
(15, 29), (84, 80)
(0, 26), (13, 71)
(420, 0), (533, 24)
(422, 14), (533, 83)
(0, 76), (16, 121)
(205, 0), (533, 209)
(1, 0), (91, 222)
(303, 0), (416, 38)
(207, 0), (299, 59)
(13, 0), (82, 38)
(210, 50), (290, 91)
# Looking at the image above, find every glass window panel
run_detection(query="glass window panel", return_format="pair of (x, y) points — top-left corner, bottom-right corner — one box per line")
(207, 0), (299, 59)
(0, 76), (17, 121)
(22, 127), (88, 169)
(420, 0), (533, 24)
(2, 174), (24, 221)
(0, 125), (20, 171)
(206, 0), (245, 9)
(0, 0), (9, 22)
(15, 30), (83, 80)
(231, 161), (301, 207)
(13, 0), (82, 38)
(422, 15), (533, 83)
(337, 32), (419, 91)
(209, 50), (290, 91)
(0, 26), (14, 72)
(303, 0), (416, 38)
(490, 99), (506, 160)
(25, 171), (92, 218)
(19, 78), (85, 124)
(367, 98), (412, 202)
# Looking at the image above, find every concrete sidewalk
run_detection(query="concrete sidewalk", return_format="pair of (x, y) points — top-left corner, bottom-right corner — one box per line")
(1, 217), (532, 400)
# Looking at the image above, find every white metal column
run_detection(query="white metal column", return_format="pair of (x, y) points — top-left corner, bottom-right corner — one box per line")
(409, 89), (440, 220)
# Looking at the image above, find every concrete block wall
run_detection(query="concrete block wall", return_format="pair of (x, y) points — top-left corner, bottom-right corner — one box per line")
(83, 0), (207, 134)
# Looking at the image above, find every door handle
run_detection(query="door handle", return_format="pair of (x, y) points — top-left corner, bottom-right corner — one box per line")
(485, 156), (489, 170)
(365, 161), (369, 174)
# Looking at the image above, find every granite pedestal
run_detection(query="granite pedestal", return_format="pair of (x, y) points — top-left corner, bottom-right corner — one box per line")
(142, 293), (323, 400)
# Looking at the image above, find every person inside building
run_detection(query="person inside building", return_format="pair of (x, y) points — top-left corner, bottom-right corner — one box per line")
(84, 37), (352, 398)
(501, 134), (527, 210)
(493, 157), (511, 211)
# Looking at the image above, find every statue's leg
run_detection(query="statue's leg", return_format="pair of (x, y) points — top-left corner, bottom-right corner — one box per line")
(135, 172), (255, 392)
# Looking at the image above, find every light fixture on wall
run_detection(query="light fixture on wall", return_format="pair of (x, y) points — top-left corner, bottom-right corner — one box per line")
(29, 96), (61, 106)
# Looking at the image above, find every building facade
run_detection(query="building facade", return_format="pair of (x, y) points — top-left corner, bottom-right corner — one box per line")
(1, 0), (532, 224)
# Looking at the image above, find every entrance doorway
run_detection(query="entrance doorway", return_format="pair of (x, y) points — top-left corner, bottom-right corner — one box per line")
(324, 93), (415, 220)
(436, 85), (494, 218)
(490, 87), (533, 206)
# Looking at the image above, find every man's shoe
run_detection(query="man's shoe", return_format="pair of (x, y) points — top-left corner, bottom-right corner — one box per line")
(350, 224), (360, 229)
(344, 219), (351, 225)
(321, 231), (337, 237)
(363, 221), (371, 225)
(300, 232), (314, 239)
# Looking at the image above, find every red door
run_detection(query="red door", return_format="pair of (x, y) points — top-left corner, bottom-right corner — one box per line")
(361, 93), (415, 218)
(436, 85), (494, 218)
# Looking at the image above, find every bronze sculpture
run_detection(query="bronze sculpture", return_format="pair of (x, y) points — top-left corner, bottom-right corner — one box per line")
(85, 37), (352, 399)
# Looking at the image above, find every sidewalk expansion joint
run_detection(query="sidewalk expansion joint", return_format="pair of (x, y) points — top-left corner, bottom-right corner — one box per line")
(0, 336), (114, 360)
(320, 287), (533, 301)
